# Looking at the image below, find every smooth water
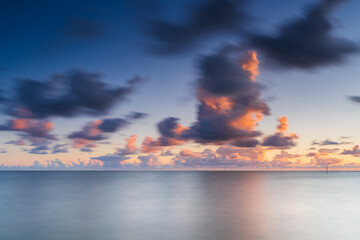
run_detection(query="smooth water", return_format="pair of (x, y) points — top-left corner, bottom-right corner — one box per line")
(0, 171), (359, 240)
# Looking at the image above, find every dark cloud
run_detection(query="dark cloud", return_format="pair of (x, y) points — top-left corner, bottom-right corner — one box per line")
(27, 144), (50, 155)
(91, 154), (130, 168)
(1, 120), (61, 155)
(198, 52), (251, 95)
(341, 145), (360, 157)
(230, 138), (259, 147)
(0, 159), (103, 170)
(5, 139), (26, 146)
(98, 118), (128, 133)
(68, 122), (106, 141)
(306, 148), (338, 157)
(0, 119), (56, 140)
(183, 116), (261, 143)
(148, 0), (247, 55)
(9, 69), (143, 118)
(181, 51), (268, 145)
(96, 112), (147, 133)
(80, 147), (93, 153)
(262, 117), (298, 149)
(262, 133), (298, 148)
(312, 139), (352, 146)
(349, 96), (360, 104)
(249, 0), (357, 69)
(141, 118), (187, 152)
(127, 111), (148, 120)
(142, 50), (268, 151)
(340, 136), (351, 139)
(158, 117), (181, 138)
(183, 51), (270, 146)
(68, 113), (146, 149)
(0, 149), (7, 153)
(138, 154), (160, 168)
(52, 144), (68, 154)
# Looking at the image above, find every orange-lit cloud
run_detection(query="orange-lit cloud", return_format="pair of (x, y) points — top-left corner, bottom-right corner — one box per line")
(141, 118), (188, 153)
(276, 116), (288, 133)
(241, 51), (259, 81)
(0, 118), (56, 153)
(145, 50), (269, 150)
(125, 134), (137, 154)
(117, 134), (138, 155)
(263, 117), (298, 149)
(68, 120), (104, 148)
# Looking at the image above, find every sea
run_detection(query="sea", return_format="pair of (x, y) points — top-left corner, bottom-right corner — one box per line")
(0, 171), (359, 240)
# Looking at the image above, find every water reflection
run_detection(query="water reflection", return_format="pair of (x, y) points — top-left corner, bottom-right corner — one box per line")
(0, 171), (360, 240)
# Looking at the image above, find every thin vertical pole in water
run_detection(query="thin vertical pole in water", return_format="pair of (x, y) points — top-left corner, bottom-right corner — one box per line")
(326, 164), (328, 174)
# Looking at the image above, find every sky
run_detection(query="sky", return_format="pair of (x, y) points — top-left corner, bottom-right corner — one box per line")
(1, 0), (360, 170)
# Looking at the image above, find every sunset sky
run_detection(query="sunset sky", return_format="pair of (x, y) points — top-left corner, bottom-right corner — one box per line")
(1, 0), (360, 170)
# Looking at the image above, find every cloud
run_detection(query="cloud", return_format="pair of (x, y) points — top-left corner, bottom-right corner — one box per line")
(92, 135), (172, 168)
(91, 151), (149, 169)
(89, 134), (150, 168)
(263, 150), (303, 169)
(118, 134), (138, 155)
(0, 159), (103, 170)
(2, 145), (358, 170)
(141, 118), (188, 153)
(348, 96), (360, 105)
(306, 148), (339, 157)
(8, 69), (143, 118)
(98, 118), (129, 133)
(91, 154), (131, 168)
(138, 154), (161, 167)
(262, 117), (298, 148)
(0, 148), (7, 153)
(52, 144), (68, 154)
(141, 136), (162, 153)
(143, 50), (269, 152)
(0, 118), (56, 140)
(341, 145), (360, 157)
(198, 50), (258, 95)
(68, 120), (106, 142)
(182, 51), (268, 145)
(312, 138), (352, 146)
(80, 147), (93, 153)
(68, 113), (146, 149)
(160, 150), (174, 156)
(127, 112), (148, 120)
(28, 144), (49, 155)
(249, 0), (357, 69)
(173, 147), (265, 168)
(262, 133), (298, 148)
(272, 150), (302, 162)
(5, 139), (26, 146)
(148, 0), (247, 54)
(309, 157), (343, 166)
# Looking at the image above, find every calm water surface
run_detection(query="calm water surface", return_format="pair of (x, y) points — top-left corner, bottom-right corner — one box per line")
(0, 171), (359, 240)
